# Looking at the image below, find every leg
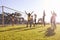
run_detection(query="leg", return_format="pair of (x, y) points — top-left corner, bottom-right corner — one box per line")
(30, 23), (32, 28)
(12, 21), (14, 26)
(34, 19), (36, 27)
(30, 21), (32, 28)
(54, 22), (56, 29)
(43, 21), (45, 26)
(33, 23), (35, 27)
(26, 21), (29, 27)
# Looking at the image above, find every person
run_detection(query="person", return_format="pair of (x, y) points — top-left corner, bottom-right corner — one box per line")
(34, 14), (37, 27)
(51, 11), (57, 30)
(42, 10), (46, 26)
(25, 11), (33, 28)
(30, 15), (33, 27)
(10, 13), (15, 26)
(38, 18), (43, 26)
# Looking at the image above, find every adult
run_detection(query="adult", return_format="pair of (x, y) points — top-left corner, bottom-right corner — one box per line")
(42, 10), (46, 26)
(51, 11), (57, 30)
(25, 11), (33, 28)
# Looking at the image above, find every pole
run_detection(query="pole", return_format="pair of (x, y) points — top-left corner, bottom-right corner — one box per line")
(2, 6), (4, 26)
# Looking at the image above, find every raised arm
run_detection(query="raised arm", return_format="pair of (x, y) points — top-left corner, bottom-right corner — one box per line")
(31, 11), (34, 14)
(25, 11), (28, 15)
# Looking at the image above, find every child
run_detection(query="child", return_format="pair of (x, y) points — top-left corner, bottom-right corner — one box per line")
(34, 14), (37, 26)
(51, 11), (57, 30)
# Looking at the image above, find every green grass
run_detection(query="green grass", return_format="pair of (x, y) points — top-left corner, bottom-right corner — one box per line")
(0, 24), (60, 40)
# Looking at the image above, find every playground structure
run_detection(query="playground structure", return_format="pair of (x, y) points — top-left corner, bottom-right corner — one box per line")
(0, 6), (25, 26)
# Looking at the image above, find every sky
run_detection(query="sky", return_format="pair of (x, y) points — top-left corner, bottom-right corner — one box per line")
(0, 0), (60, 23)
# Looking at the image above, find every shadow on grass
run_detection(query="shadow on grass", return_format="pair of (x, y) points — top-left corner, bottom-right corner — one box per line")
(22, 28), (35, 31)
(0, 27), (36, 32)
(0, 27), (26, 32)
(0, 24), (44, 32)
(45, 27), (55, 37)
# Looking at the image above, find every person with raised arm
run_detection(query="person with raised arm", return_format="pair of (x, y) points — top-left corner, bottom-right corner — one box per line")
(25, 11), (33, 28)
(51, 11), (57, 30)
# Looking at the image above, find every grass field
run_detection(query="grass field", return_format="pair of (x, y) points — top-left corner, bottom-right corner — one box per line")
(0, 24), (60, 40)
